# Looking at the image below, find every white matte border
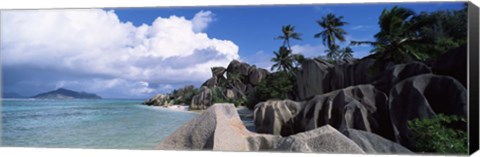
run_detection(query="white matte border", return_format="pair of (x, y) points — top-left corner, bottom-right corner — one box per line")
(0, 0), (478, 157)
(0, 0), (472, 9)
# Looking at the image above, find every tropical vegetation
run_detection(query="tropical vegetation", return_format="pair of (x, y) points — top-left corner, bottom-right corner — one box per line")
(408, 114), (467, 154)
(271, 46), (295, 72)
(252, 71), (295, 105)
(171, 85), (199, 105)
(315, 13), (348, 49)
(315, 13), (352, 62)
(211, 86), (247, 107)
(276, 24), (302, 50)
(351, 5), (467, 64)
(351, 6), (430, 64)
(152, 5), (469, 154)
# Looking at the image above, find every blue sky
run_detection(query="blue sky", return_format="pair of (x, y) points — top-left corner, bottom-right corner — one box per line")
(114, 2), (464, 59)
(1, 2), (465, 99)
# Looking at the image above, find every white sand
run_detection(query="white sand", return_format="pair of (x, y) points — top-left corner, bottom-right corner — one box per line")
(166, 105), (190, 111)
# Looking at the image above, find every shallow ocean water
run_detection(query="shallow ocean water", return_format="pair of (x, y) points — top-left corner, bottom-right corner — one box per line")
(1, 99), (198, 150)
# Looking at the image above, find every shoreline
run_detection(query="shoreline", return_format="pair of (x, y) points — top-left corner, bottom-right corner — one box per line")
(150, 105), (194, 113)
(148, 104), (253, 115)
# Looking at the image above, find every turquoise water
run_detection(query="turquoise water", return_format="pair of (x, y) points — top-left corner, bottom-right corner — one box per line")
(0, 99), (197, 149)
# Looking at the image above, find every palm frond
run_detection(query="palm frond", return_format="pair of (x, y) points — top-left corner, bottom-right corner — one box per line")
(350, 40), (377, 46)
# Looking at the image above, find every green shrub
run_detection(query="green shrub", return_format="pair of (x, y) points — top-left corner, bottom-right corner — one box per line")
(211, 86), (247, 107)
(211, 86), (227, 104)
(407, 114), (467, 154)
(247, 71), (295, 109)
(229, 97), (247, 107)
(171, 85), (199, 105)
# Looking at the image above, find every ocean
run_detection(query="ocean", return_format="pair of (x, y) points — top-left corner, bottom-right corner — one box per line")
(0, 99), (198, 150)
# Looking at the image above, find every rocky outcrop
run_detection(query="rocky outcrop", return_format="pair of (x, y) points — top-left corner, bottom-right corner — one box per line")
(373, 61), (432, 94)
(275, 125), (365, 153)
(193, 60), (269, 108)
(144, 94), (171, 106)
(211, 67), (226, 78)
(190, 86), (213, 110)
(252, 85), (397, 142)
(227, 60), (252, 76)
(259, 73), (466, 148)
(352, 58), (379, 85)
(293, 85), (389, 137)
(388, 74), (467, 149)
(341, 129), (412, 154)
(158, 103), (369, 153)
(253, 100), (303, 136)
(225, 89), (236, 98)
(295, 58), (384, 101)
(145, 60), (269, 110)
(248, 68), (269, 85)
(202, 77), (218, 88)
(202, 67), (228, 88)
(431, 44), (467, 87)
(157, 103), (247, 150)
(251, 53), (466, 152)
(152, 43), (467, 154)
(295, 58), (332, 100)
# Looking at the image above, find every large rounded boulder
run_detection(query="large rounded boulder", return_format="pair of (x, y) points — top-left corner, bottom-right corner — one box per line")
(201, 77), (218, 88)
(353, 58), (379, 85)
(157, 103), (278, 151)
(341, 129), (412, 154)
(388, 74), (467, 149)
(431, 45), (467, 87)
(373, 61), (432, 94)
(227, 60), (252, 76)
(190, 86), (213, 110)
(293, 85), (391, 139)
(211, 67), (226, 78)
(158, 104), (368, 153)
(248, 68), (269, 85)
(254, 100), (304, 136)
(295, 58), (332, 100)
(275, 125), (365, 153)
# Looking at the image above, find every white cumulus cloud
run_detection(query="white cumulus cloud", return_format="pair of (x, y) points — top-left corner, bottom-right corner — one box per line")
(291, 44), (326, 58)
(242, 50), (274, 71)
(1, 9), (239, 98)
(191, 10), (214, 32)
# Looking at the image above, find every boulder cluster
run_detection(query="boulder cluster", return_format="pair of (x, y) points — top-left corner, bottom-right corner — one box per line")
(157, 104), (411, 154)
(144, 94), (172, 106)
(192, 60), (270, 109)
(153, 45), (467, 153)
(254, 45), (467, 151)
(145, 60), (270, 110)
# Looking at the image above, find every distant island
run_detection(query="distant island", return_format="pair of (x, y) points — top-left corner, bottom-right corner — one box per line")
(32, 88), (102, 99)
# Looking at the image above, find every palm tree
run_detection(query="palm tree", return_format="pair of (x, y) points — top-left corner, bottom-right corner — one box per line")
(351, 6), (428, 63)
(324, 44), (340, 62)
(292, 53), (305, 67)
(271, 46), (294, 72)
(314, 13), (348, 50)
(341, 46), (354, 60)
(276, 25), (302, 50)
(291, 53), (305, 72)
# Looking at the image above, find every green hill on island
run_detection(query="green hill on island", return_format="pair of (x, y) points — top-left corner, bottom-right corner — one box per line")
(32, 88), (102, 99)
